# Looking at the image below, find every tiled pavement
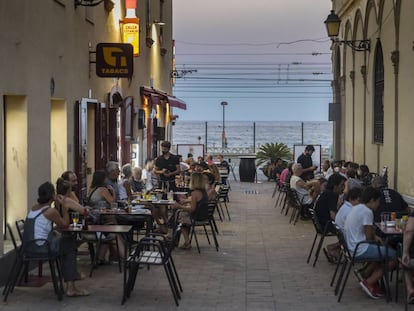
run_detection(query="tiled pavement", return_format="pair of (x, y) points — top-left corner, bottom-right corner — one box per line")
(0, 181), (406, 310)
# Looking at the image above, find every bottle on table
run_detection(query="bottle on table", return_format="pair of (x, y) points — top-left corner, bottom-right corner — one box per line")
(167, 190), (174, 201)
(83, 209), (89, 230)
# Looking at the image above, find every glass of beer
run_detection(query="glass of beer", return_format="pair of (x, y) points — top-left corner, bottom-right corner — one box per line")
(72, 212), (80, 227)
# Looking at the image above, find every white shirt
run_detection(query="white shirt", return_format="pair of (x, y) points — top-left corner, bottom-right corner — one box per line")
(27, 206), (52, 245)
(335, 201), (352, 231)
(344, 203), (373, 257)
(118, 178), (128, 200)
(290, 175), (312, 205)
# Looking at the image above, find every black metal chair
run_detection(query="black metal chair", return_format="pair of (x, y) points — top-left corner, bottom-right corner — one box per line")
(207, 201), (220, 235)
(306, 207), (336, 267)
(189, 201), (220, 253)
(276, 182), (289, 211)
(3, 237), (64, 302)
(217, 185), (231, 220)
(125, 235), (182, 306)
(2, 223), (21, 299)
(333, 225), (387, 302)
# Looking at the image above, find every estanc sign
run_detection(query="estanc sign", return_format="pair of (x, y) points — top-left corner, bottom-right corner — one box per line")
(96, 43), (133, 78)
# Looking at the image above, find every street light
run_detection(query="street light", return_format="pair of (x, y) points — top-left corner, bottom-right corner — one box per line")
(220, 101), (228, 151)
(324, 10), (370, 52)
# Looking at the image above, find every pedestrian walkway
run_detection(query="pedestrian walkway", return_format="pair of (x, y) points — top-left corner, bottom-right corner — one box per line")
(0, 181), (404, 310)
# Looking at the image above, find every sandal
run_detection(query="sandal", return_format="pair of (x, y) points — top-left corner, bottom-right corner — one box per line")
(323, 248), (336, 264)
(179, 243), (192, 250)
(66, 289), (90, 297)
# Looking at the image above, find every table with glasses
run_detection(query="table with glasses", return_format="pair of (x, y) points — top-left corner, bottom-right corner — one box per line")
(61, 224), (133, 304)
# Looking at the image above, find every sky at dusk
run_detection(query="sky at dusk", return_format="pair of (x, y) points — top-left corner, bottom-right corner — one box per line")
(172, 0), (333, 122)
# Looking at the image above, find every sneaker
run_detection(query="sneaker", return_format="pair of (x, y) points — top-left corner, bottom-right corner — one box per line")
(373, 284), (385, 297)
(359, 280), (380, 300)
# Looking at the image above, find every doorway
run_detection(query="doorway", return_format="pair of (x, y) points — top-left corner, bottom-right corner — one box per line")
(3, 96), (28, 241)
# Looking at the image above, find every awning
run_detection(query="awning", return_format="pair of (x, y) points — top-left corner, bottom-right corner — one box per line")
(140, 86), (187, 110)
(167, 96), (187, 110)
(151, 94), (161, 105)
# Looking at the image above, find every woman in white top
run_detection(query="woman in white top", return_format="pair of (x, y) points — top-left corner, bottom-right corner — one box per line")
(27, 182), (89, 297)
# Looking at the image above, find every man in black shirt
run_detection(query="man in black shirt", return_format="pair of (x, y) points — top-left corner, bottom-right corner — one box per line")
(154, 141), (181, 192)
(153, 141), (180, 234)
(314, 173), (346, 262)
(297, 145), (317, 181)
(371, 175), (409, 222)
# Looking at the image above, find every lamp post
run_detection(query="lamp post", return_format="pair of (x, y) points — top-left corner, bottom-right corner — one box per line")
(324, 10), (370, 52)
(220, 101), (228, 151)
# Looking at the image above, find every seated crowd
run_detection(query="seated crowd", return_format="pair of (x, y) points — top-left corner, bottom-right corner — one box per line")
(18, 146), (229, 299)
(285, 157), (413, 301)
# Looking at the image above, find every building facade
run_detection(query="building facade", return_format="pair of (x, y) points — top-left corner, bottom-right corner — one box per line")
(330, 0), (414, 200)
(0, 0), (185, 259)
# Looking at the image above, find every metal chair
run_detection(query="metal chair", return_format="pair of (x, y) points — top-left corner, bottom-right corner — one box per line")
(217, 185), (231, 220)
(3, 237), (64, 302)
(2, 223), (21, 299)
(125, 235), (182, 306)
(333, 225), (387, 302)
(189, 201), (220, 253)
(306, 208), (336, 267)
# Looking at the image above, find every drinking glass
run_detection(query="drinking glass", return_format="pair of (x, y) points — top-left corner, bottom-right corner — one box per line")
(380, 213), (389, 226)
(72, 212), (80, 227)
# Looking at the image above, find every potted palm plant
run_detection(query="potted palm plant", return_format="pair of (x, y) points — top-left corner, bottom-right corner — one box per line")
(256, 142), (292, 180)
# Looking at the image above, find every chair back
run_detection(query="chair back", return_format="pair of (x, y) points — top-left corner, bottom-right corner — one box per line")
(15, 219), (25, 242)
(207, 201), (217, 217)
(192, 199), (209, 222)
(6, 223), (19, 251)
(218, 185), (229, 199)
(287, 189), (301, 207)
(310, 200), (327, 235)
(334, 224), (352, 261)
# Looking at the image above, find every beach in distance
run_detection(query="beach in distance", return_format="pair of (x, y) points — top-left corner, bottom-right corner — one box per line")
(172, 120), (333, 151)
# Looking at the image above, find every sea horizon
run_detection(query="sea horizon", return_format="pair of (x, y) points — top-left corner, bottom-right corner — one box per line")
(172, 120), (333, 151)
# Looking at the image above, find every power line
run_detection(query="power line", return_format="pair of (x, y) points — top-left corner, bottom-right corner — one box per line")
(176, 52), (330, 56)
(175, 38), (330, 47)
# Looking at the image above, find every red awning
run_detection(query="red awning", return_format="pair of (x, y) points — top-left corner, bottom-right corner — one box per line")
(167, 96), (187, 110)
(140, 86), (187, 110)
(150, 94), (161, 105)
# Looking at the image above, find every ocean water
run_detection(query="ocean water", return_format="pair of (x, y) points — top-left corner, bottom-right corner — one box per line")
(172, 121), (333, 152)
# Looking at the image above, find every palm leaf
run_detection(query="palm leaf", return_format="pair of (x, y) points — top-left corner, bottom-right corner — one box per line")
(256, 142), (292, 166)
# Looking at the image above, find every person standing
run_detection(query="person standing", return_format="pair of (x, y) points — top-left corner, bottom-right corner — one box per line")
(297, 145), (317, 181)
(154, 141), (180, 233)
(154, 141), (180, 192)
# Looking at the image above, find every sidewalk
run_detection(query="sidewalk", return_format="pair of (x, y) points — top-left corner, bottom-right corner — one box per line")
(1, 181), (403, 310)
